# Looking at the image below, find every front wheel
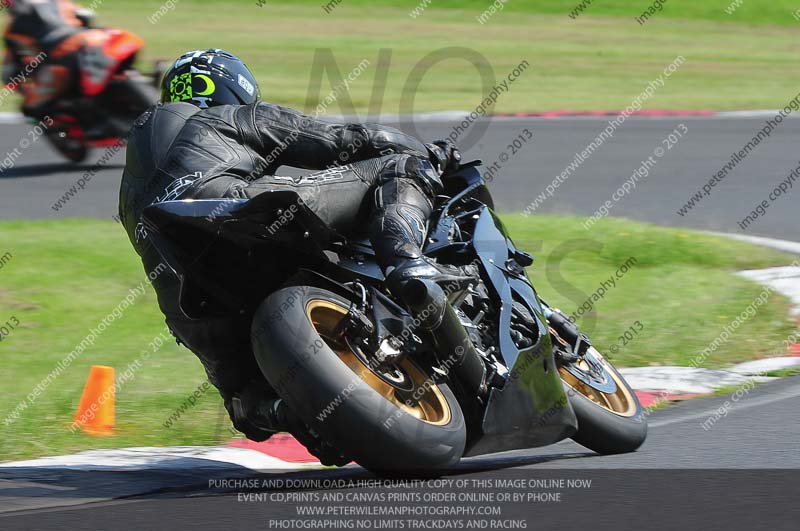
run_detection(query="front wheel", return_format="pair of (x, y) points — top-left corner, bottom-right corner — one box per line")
(559, 347), (647, 454)
(251, 286), (466, 473)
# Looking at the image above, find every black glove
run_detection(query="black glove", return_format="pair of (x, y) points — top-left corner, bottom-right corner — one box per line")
(426, 139), (462, 174)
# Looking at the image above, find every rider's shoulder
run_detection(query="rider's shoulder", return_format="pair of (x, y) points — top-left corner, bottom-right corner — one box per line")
(131, 102), (200, 141)
(193, 102), (260, 120)
(147, 102), (201, 123)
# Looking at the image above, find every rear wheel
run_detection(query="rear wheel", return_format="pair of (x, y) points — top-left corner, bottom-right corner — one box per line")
(559, 346), (647, 454)
(251, 286), (466, 473)
(45, 123), (88, 163)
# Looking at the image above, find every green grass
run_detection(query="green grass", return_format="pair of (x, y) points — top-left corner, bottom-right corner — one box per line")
(163, 0), (800, 26)
(764, 368), (800, 377)
(712, 383), (745, 396)
(505, 214), (799, 368)
(3, 0), (799, 113)
(0, 216), (797, 461)
(0, 220), (234, 460)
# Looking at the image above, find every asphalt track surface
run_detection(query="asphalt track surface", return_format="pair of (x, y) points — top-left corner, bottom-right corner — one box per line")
(1, 115), (799, 528)
(3, 376), (799, 529)
(1, 115), (799, 241)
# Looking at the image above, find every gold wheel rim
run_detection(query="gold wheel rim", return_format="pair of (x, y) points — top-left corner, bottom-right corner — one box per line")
(559, 347), (638, 418)
(306, 299), (452, 426)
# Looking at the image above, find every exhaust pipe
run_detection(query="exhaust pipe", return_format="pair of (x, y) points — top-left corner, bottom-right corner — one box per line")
(403, 279), (486, 394)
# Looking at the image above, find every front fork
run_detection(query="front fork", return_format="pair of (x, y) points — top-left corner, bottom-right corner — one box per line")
(542, 304), (592, 363)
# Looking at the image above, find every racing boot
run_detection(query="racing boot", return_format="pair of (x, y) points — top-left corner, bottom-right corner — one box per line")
(368, 167), (475, 300)
(278, 409), (352, 467)
(229, 383), (351, 466)
(227, 382), (284, 442)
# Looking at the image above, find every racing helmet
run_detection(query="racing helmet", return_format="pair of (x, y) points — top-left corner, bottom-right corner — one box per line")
(160, 49), (260, 109)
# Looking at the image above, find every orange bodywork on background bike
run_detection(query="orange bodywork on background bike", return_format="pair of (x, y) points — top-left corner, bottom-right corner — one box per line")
(50, 28), (145, 96)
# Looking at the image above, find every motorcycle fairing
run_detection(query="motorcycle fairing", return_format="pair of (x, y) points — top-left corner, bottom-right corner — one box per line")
(460, 207), (577, 456)
(53, 28), (144, 97)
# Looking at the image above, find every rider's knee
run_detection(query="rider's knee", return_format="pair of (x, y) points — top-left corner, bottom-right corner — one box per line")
(377, 154), (442, 198)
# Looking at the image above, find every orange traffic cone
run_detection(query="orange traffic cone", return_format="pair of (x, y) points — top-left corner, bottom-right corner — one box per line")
(73, 365), (115, 436)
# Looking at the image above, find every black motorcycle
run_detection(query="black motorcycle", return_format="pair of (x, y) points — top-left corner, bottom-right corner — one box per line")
(142, 162), (647, 472)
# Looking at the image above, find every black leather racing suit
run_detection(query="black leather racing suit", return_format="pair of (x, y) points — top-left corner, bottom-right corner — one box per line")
(119, 101), (443, 437)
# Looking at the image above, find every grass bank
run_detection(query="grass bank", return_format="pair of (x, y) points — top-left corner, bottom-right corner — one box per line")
(2, 0), (798, 113)
(0, 216), (796, 460)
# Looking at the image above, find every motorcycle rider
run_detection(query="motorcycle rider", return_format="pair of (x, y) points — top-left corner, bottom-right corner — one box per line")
(119, 49), (466, 464)
(2, 0), (94, 119)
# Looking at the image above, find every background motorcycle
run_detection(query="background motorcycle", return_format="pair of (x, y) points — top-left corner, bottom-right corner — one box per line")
(142, 162), (647, 473)
(28, 27), (159, 163)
